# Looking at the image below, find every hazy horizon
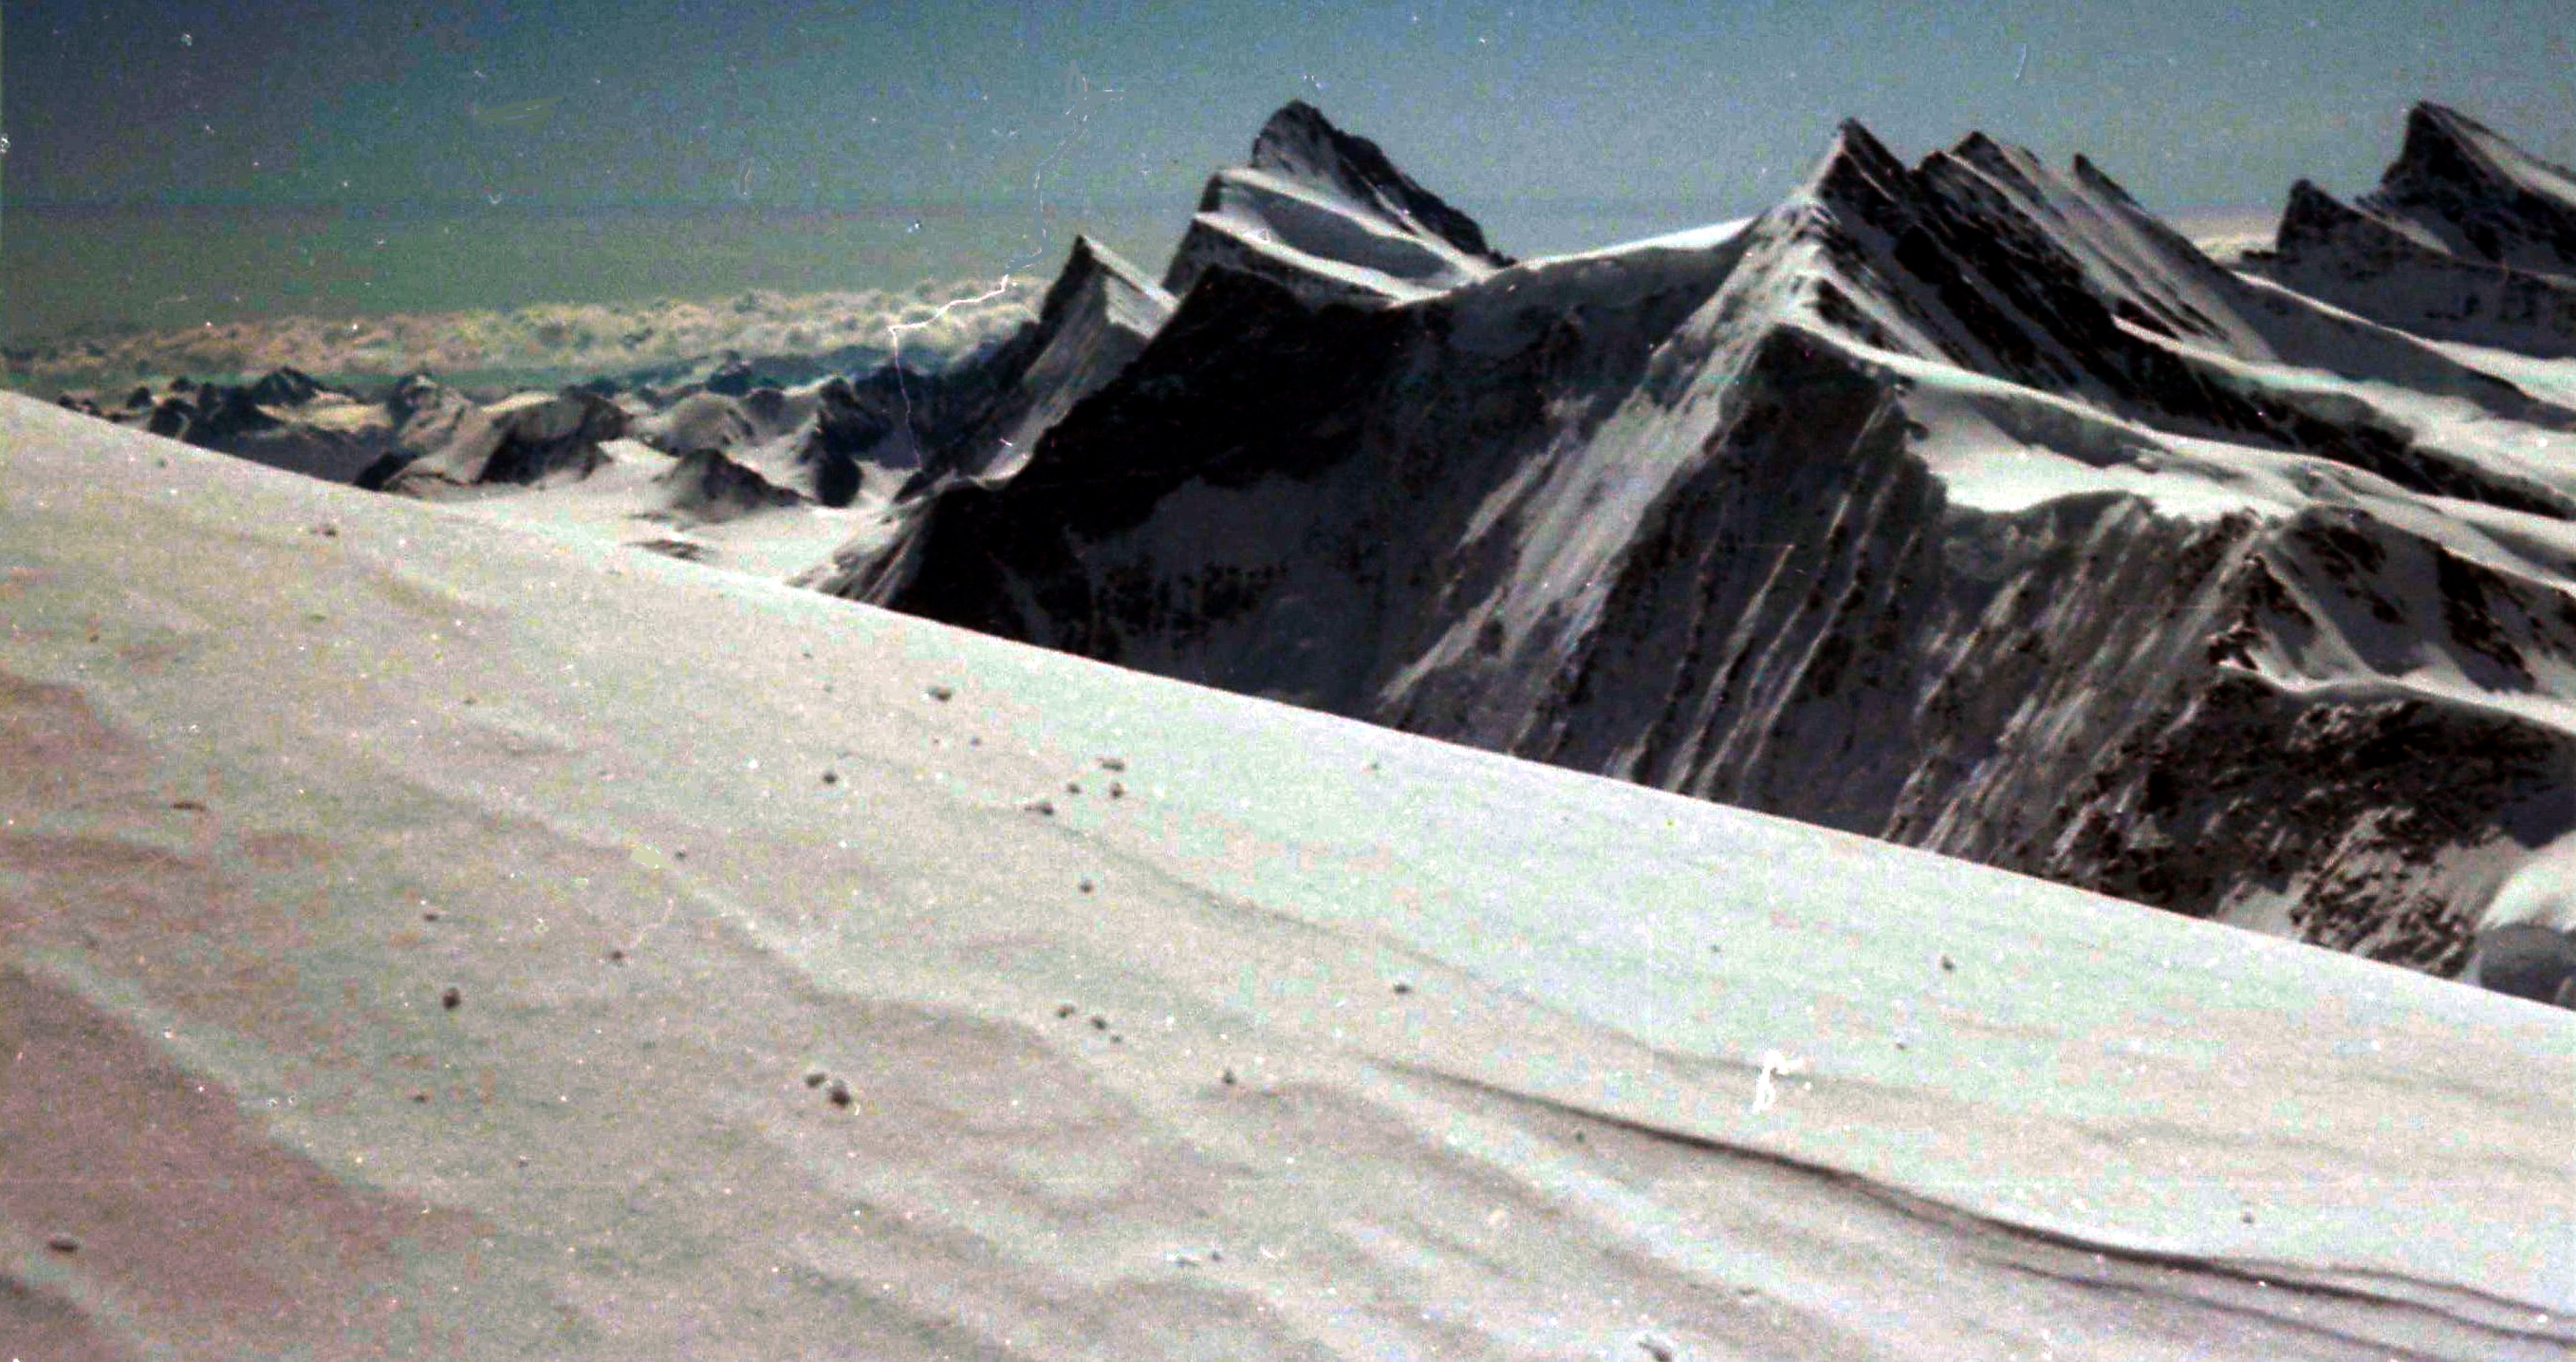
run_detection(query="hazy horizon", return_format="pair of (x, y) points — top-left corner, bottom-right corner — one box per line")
(8, 0), (2569, 343)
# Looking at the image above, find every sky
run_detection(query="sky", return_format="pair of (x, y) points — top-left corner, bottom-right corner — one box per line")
(9, 0), (2575, 216)
(4, 1), (2574, 337)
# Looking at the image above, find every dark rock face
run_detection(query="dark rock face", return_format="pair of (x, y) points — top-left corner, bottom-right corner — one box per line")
(896, 237), (1176, 492)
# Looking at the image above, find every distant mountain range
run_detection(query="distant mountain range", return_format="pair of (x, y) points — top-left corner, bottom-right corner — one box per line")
(46, 101), (2576, 1006)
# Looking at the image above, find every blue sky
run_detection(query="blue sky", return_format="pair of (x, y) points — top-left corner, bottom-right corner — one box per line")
(8, 0), (2572, 226)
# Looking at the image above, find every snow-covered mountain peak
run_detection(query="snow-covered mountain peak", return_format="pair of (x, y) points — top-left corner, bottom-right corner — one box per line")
(1246, 100), (1510, 266)
(2368, 101), (2576, 276)
(2258, 103), (2576, 354)
(1792, 119), (1913, 214)
(1162, 103), (1511, 306)
(1038, 234), (1175, 336)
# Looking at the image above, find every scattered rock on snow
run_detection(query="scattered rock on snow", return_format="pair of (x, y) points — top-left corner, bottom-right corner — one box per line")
(440, 986), (462, 1010)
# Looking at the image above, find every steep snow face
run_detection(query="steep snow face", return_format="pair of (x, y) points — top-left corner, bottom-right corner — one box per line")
(1162, 102), (1512, 306)
(822, 117), (2576, 984)
(2260, 103), (2576, 355)
(6, 393), (2570, 1359)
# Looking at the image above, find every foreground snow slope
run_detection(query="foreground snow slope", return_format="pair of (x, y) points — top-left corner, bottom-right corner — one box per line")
(1, 394), (2567, 1360)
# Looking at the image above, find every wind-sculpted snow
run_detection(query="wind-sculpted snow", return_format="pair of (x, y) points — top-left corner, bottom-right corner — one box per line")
(3, 392), (2567, 1358)
(825, 103), (2576, 993)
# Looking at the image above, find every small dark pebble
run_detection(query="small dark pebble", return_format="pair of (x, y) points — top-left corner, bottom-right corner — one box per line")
(461, 696), (476, 706)
(1025, 798), (1056, 816)
(821, 770), (839, 786)
(1056, 1003), (1078, 1018)
(2241, 1211), (2255, 1224)
(827, 1079), (853, 1108)
(1638, 1337), (1676, 1362)
(1937, 954), (1957, 973)
(969, 736), (982, 747)
(46, 1235), (78, 1254)
(805, 1071), (827, 1089)
(314, 524), (340, 538)
(606, 947), (626, 963)
(1099, 756), (1127, 772)
(1107, 782), (1125, 800)
(440, 986), (462, 1010)
(675, 850), (688, 861)
(1078, 879), (1096, 894)
(171, 799), (206, 812)
(1066, 781), (1083, 794)
(1090, 1015), (1109, 1031)
(1109, 1035), (1123, 1045)
(1221, 1069), (1238, 1087)
(1391, 981), (1413, 996)
(422, 909), (441, 922)
(412, 1091), (431, 1104)
(926, 685), (954, 702)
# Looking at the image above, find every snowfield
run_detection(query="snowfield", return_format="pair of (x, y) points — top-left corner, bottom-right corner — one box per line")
(2, 393), (2569, 1358)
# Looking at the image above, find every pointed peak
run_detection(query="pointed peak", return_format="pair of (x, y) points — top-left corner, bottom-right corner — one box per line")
(2404, 101), (2486, 145)
(1938, 130), (2053, 189)
(2069, 153), (2140, 203)
(2394, 103), (2482, 164)
(1832, 119), (1900, 163)
(1038, 235), (1171, 325)
(1952, 130), (2010, 163)
(1225, 101), (1508, 268)
(1253, 100), (1336, 151)
(1799, 120), (1911, 206)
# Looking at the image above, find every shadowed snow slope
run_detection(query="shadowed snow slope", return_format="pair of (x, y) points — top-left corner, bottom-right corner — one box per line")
(4, 393), (2570, 1358)
(822, 112), (2576, 985)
